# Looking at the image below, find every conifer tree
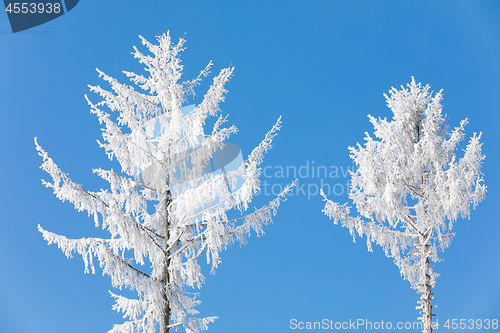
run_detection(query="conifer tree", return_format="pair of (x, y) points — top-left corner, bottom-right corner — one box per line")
(36, 32), (293, 333)
(322, 78), (486, 333)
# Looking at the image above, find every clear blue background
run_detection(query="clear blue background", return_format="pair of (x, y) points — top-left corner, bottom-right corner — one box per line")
(1, 1), (499, 332)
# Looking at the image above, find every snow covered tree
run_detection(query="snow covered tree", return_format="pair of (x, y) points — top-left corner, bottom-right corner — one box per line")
(36, 32), (294, 333)
(321, 78), (486, 333)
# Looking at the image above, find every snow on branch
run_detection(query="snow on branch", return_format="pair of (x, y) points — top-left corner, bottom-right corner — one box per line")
(322, 78), (486, 333)
(37, 32), (292, 333)
(35, 137), (105, 226)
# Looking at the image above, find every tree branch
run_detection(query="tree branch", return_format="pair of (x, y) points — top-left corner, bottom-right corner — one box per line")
(401, 179), (424, 198)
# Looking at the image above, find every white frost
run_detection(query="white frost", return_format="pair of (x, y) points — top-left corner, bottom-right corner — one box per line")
(36, 32), (294, 333)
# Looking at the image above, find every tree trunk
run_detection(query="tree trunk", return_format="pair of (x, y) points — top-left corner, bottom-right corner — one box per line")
(160, 194), (172, 333)
(417, 238), (435, 333)
(160, 272), (170, 333)
(160, 254), (170, 333)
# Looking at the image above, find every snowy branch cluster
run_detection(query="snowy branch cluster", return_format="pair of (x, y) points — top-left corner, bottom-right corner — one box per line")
(36, 32), (293, 333)
(322, 77), (486, 290)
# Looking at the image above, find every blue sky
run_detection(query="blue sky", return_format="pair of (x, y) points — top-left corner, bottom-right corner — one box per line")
(1, 1), (499, 332)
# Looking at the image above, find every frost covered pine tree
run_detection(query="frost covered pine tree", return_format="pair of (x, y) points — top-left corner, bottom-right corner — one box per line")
(36, 32), (294, 333)
(321, 78), (486, 333)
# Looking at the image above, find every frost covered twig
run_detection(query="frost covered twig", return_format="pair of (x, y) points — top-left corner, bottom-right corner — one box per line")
(37, 32), (292, 333)
(322, 78), (486, 333)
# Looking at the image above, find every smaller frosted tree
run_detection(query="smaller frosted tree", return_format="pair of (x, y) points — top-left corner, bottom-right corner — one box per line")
(321, 78), (486, 333)
(36, 32), (294, 333)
